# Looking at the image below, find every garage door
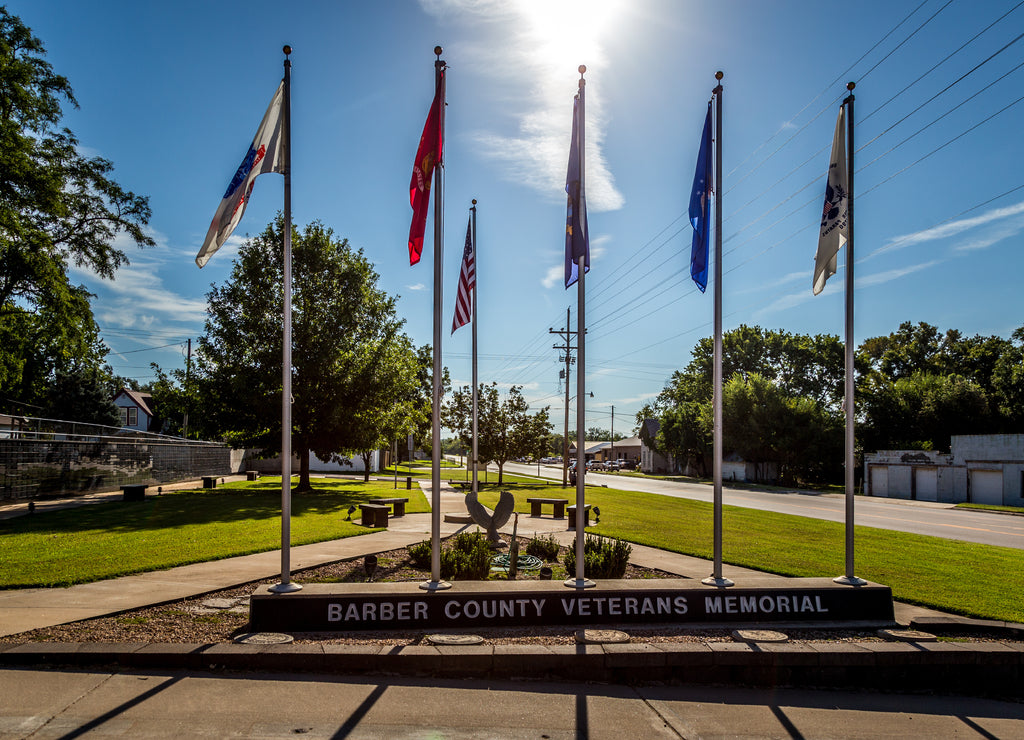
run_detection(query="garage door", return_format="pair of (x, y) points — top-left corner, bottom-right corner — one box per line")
(915, 467), (938, 501)
(970, 469), (1003, 505)
(870, 466), (888, 497)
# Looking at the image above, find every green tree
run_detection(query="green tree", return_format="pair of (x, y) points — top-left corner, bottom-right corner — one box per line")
(721, 373), (841, 484)
(195, 217), (422, 490)
(0, 10), (153, 412)
(45, 365), (120, 427)
(444, 383), (551, 484)
(860, 372), (994, 452)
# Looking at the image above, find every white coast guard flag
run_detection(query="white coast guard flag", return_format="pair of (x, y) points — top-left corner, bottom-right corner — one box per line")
(196, 82), (286, 268)
(813, 106), (849, 295)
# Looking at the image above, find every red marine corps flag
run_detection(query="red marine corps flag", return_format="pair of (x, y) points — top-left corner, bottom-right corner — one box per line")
(408, 69), (445, 265)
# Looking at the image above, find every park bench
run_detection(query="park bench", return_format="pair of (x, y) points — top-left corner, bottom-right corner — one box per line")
(121, 484), (147, 502)
(245, 471), (260, 481)
(202, 476), (218, 488)
(359, 503), (389, 528)
(567, 503), (591, 529)
(527, 497), (568, 518)
(368, 497), (408, 517)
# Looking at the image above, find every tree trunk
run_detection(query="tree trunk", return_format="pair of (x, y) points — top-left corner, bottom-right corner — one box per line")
(362, 451), (372, 482)
(497, 461), (504, 484)
(295, 448), (312, 492)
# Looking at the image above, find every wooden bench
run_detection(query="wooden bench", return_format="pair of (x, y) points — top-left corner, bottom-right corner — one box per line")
(567, 503), (591, 529)
(202, 476), (218, 489)
(368, 497), (408, 517)
(527, 497), (568, 518)
(245, 471), (260, 481)
(359, 503), (389, 528)
(121, 484), (147, 502)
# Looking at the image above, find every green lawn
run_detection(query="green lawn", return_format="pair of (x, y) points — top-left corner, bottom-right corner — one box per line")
(955, 503), (1024, 514)
(4, 476), (1022, 624)
(0, 477), (429, 588)
(474, 484), (1024, 624)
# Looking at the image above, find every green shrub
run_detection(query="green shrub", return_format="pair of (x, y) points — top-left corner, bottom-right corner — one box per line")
(409, 531), (496, 581)
(440, 531), (492, 580)
(563, 534), (632, 579)
(408, 540), (432, 569)
(526, 533), (561, 561)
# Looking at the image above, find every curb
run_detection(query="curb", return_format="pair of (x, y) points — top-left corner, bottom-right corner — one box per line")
(1, 640), (1021, 695)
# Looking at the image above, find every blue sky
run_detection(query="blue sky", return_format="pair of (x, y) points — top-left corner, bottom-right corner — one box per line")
(11, 0), (1024, 437)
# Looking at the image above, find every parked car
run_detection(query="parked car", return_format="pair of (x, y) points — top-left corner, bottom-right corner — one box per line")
(605, 460), (620, 471)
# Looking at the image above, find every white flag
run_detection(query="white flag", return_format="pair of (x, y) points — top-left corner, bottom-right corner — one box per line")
(196, 82), (286, 268)
(813, 106), (849, 295)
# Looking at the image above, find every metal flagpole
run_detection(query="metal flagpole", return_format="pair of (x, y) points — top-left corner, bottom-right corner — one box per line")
(703, 72), (733, 588)
(271, 45), (300, 594)
(422, 46), (451, 591)
(471, 200), (479, 497)
(835, 81), (866, 586)
(568, 64), (595, 590)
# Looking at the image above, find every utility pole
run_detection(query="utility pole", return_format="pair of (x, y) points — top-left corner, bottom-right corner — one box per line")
(610, 404), (614, 462)
(183, 338), (192, 439)
(550, 307), (577, 487)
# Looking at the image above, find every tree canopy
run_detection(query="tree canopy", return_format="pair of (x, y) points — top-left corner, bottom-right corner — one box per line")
(639, 322), (1021, 484)
(194, 217), (423, 489)
(444, 383), (552, 483)
(0, 9), (152, 419)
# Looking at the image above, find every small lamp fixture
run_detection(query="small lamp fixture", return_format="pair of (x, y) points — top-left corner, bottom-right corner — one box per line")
(27, 501), (35, 514)
(592, 506), (601, 524)
(346, 505), (357, 521)
(364, 554), (378, 581)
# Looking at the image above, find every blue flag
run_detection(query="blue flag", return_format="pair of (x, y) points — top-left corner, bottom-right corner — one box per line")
(689, 103), (713, 293)
(564, 90), (589, 289)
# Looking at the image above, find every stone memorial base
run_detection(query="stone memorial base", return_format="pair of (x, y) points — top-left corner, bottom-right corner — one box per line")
(249, 577), (895, 633)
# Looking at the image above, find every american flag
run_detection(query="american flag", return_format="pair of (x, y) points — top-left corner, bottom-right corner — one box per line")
(451, 216), (475, 333)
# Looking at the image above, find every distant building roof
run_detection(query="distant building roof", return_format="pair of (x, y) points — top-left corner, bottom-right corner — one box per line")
(114, 388), (155, 418)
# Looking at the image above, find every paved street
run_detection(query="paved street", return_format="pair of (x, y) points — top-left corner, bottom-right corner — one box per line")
(498, 462), (1024, 550)
(2, 667), (1023, 739)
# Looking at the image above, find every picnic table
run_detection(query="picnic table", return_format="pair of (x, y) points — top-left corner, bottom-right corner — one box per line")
(359, 503), (389, 528)
(567, 503), (591, 529)
(526, 497), (568, 518)
(368, 497), (408, 517)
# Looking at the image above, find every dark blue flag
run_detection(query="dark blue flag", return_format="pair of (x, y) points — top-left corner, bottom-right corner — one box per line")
(689, 103), (713, 293)
(564, 90), (589, 289)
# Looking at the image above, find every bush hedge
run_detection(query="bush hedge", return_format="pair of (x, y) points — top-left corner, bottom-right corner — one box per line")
(563, 534), (632, 578)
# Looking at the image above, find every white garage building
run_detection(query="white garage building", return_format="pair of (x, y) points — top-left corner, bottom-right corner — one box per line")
(864, 434), (1024, 506)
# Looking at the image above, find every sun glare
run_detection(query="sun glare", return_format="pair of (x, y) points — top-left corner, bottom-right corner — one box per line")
(514, 0), (624, 77)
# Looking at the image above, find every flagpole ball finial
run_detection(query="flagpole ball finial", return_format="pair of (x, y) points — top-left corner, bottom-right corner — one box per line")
(472, 199), (477, 205)
(716, 71), (723, 81)
(847, 81), (855, 91)
(283, 45), (291, 56)
(435, 45), (443, 57)
(578, 64), (586, 75)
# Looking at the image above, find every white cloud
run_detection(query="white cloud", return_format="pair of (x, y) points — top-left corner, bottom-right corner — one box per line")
(541, 264), (563, 289)
(66, 230), (209, 335)
(858, 260), (941, 288)
(874, 200), (1024, 257)
(406, 282), (427, 291)
(757, 259), (942, 317)
(423, 0), (625, 212)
